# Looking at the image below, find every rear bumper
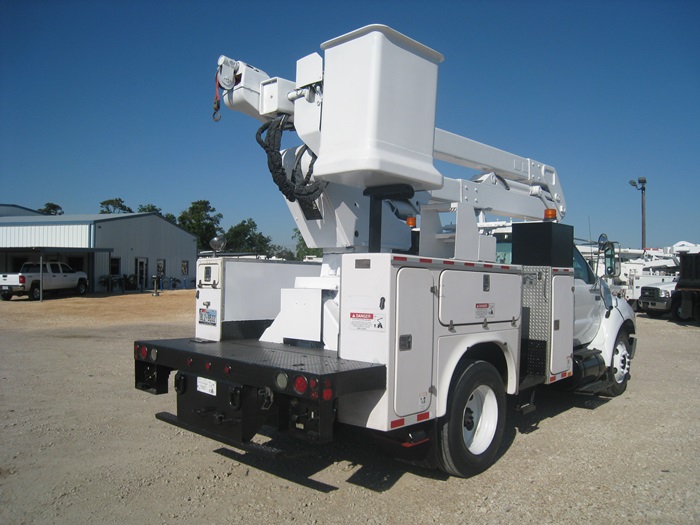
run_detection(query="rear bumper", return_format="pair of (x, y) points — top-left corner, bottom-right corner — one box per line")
(134, 338), (386, 444)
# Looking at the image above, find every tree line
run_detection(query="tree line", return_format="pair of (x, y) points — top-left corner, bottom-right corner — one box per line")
(37, 199), (321, 261)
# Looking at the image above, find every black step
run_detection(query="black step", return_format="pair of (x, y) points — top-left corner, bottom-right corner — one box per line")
(519, 374), (545, 391)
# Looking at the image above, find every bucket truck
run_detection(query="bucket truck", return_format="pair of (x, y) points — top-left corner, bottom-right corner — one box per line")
(133, 25), (637, 477)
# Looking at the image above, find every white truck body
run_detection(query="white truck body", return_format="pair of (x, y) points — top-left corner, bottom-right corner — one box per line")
(134, 25), (637, 477)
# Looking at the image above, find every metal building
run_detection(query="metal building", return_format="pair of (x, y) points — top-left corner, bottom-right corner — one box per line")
(0, 211), (198, 292)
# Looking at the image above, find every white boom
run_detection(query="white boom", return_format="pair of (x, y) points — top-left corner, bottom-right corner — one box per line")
(216, 25), (566, 260)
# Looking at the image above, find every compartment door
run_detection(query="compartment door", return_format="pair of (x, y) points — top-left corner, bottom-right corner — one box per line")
(550, 274), (574, 376)
(394, 268), (434, 417)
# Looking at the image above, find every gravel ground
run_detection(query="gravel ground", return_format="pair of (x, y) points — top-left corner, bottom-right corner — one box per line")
(1, 291), (698, 524)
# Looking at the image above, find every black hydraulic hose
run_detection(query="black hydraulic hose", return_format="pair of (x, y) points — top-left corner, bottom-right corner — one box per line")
(255, 115), (325, 204)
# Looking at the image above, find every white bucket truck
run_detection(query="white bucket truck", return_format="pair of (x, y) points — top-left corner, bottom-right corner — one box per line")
(134, 25), (636, 477)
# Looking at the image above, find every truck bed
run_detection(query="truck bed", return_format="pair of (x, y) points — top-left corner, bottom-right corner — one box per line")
(134, 337), (386, 397)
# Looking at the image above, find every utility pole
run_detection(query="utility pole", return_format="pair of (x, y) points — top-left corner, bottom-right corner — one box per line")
(628, 177), (647, 249)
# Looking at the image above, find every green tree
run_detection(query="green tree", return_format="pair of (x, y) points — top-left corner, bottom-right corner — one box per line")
(99, 198), (133, 214)
(137, 203), (161, 213)
(162, 213), (177, 225)
(224, 218), (273, 254)
(271, 245), (295, 260)
(178, 200), (223, 250)
(38, 202), (64, 215)
(293, 228), (322, 260)
(137, 204), (177, 225)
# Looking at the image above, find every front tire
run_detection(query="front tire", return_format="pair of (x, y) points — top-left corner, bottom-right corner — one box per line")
(28, 285), (41, 301)
(76, 280), (87, 296)
(437, 360), (505, 477)
(603, 331), (631, 397)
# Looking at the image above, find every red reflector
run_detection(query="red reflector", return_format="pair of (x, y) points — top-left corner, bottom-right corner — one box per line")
(417, 412), (430, 422)
(309, 378), (318, 389)
(223, 365), (231, 374)
(139, 346), (148, 359)
(293, 375), (308, 395)
(310, 390), (319, 400)
(322, 388), (333, 401)
(205, 362), (212, 371)
(323, 378), (332, 389)
(187, 358), (193, 367)
(391, 418), (405, 429)
(393, 256), (408, 261)
(443, 260), (454, 265)
(419, 258), (432, 264)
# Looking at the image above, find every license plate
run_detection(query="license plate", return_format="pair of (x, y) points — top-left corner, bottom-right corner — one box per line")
(196, 377), (217, 396)
(198, 308), (217, 325)
(1, 286), (9, 290)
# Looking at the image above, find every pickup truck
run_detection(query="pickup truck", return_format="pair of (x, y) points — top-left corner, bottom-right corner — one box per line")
(639, 278), (679, 318)
(1, 262), (89, 301)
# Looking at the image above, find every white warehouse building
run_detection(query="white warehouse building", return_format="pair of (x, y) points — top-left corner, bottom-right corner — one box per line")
(0, 207), (198, 292)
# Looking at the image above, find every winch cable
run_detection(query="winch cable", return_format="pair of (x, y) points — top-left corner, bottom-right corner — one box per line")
(255, 114), (325, 204)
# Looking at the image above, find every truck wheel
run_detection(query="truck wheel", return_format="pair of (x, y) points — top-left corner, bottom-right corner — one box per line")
(28, 285), (41, 301)
(0, 292), (12, 301)
(603, 331), (631, 397)
(437, 360), (505, 477)
(76, 280), (88, 295)
(671, 295), (690, 322)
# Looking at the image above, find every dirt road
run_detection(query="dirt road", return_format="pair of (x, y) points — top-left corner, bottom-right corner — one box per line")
(1, 291), (698, 524)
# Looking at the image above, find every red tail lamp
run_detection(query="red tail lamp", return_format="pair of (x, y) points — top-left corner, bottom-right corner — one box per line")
(293, 375), (308, 395)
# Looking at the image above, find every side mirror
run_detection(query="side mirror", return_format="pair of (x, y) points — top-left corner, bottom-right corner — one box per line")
(603, 241), (620, 277)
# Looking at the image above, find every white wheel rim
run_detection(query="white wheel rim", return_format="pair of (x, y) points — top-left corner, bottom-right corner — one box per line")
(612, 341), (630, 384)
(462, 385), (498, 455)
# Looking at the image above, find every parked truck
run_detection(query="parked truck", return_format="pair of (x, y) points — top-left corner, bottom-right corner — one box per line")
(133, 25), (637, 477)
(1, 262), (88, 301)
(640, 252), (700, 322)
(639, 278), (679, 318)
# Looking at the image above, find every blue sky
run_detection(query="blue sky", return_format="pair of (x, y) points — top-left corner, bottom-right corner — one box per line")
(1, 0), (698, 250)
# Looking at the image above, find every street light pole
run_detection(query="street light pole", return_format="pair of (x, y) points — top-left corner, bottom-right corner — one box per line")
(628, 177), (647, 249)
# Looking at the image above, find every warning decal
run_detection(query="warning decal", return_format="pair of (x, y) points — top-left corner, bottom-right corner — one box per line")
(475, 303), (495, 318)
(349, 312), (385, 331)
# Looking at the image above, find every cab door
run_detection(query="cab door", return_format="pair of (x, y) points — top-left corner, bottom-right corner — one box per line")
(572, 248), (604, 346)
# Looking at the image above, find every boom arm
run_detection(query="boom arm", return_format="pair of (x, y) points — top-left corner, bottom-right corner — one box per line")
(215, 25), (567, 259)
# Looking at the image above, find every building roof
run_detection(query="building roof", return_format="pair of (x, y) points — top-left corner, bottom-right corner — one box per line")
(0, 204), (43, 217)
(0, 212), (153, 225)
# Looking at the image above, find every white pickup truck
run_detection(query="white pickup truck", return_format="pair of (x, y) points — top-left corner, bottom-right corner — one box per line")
(1, 262), (88, 301)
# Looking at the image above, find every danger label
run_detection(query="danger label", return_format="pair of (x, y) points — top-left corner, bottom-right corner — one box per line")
(475, 303), (495, 318)
(349, 312), (385, 331)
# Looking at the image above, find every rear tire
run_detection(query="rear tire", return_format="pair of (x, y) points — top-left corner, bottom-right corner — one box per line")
(603, 331), (631, 397)
(671, 294), (690, 322)
(437, 360), (505, 477)
(0, 292), (12, 301)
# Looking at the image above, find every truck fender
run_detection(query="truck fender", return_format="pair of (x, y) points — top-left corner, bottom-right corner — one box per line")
(434, 329), (519, 419)
(587, 296), (637, 366)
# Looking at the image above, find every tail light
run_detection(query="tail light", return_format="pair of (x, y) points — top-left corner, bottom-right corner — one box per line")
(19, 276), (26, 284)
(293, 375), (308, 395)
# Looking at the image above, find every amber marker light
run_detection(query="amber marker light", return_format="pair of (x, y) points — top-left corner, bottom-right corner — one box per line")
(544, 208), (557, 220)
